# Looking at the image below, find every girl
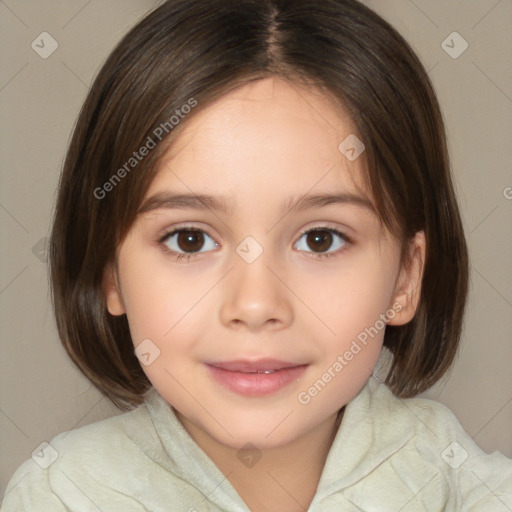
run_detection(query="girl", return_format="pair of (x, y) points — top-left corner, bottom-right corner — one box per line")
(3, 0), (511, 510)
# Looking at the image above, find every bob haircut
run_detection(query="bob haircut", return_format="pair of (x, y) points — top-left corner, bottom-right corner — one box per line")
(49, 0), (469, 410)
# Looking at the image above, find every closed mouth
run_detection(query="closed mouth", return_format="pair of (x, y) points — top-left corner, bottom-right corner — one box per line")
(205, 359), (306, 373)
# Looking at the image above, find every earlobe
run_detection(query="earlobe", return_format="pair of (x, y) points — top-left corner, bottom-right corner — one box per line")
(102, 262), (126, 316)
(387, 231), (426, 326)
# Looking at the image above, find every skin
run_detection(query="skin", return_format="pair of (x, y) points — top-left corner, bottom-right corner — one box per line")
(103, 77), (426, 511)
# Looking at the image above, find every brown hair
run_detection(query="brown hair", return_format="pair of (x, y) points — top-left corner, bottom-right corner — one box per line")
(49, 0), (469, 410)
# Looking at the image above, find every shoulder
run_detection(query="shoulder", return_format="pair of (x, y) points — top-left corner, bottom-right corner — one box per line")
(371, 379), (512, 509)
(1, 400), (155, 511)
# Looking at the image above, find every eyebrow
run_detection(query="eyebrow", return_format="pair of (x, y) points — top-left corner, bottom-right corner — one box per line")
(137, 190), (375, 217)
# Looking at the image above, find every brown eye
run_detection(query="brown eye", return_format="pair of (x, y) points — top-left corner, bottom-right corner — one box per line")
(161, 228), (218, 255)
(177, 230), (205, 253)
(306, 229), (333, 252)
(294, 227), (349, 257)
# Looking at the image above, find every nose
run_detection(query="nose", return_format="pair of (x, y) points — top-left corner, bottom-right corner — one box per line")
(219, 250), (293, 332)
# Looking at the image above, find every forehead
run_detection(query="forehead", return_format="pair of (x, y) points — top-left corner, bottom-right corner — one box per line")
(146, 77), (369, 207)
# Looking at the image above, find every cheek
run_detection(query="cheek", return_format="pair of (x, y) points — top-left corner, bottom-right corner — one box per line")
(301, 250), (397, 344)
(117, 250), (207, 349)
(292, 251), (395, 401)
(294, 261), (390, 413)
(119, 265), (207, 393)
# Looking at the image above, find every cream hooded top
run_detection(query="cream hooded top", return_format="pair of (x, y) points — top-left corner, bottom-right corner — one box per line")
(2, 374), (512, 511)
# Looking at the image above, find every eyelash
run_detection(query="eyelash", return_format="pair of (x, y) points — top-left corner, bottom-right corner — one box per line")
(157, 225), (352, 262)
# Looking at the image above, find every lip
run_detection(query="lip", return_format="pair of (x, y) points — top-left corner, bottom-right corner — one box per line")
(205, 359), (308, 396)
(207, 359), (302, 372)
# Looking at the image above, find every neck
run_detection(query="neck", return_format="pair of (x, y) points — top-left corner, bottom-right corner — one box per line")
(176, 409), (344, 512)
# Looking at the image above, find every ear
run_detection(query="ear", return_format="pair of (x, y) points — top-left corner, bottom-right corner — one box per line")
(102, 260), (126, 316)
(387, 231), (426, 326)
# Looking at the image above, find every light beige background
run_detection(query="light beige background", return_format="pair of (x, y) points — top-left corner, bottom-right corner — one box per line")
(1, 0), (511, 498)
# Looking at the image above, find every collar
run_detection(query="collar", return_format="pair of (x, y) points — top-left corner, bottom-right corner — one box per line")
(311, 374), (415, 504)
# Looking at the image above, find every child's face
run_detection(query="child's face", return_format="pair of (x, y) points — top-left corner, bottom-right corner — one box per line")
(105, 77), (419, 449)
